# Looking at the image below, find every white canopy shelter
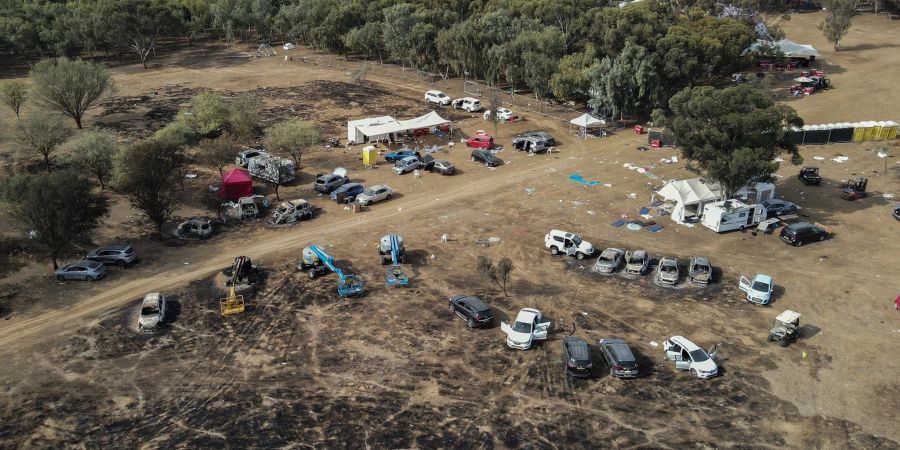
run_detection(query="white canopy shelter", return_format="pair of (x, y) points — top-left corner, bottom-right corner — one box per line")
(746, 39), (820, 60)
(347, 112), (450, 144)
(569, 113), (606, 139)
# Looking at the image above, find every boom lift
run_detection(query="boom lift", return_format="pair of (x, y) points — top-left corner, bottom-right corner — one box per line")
(298, 245), (365, 297)
(220, 256), (259, 315)
(379, 234), (409, 286)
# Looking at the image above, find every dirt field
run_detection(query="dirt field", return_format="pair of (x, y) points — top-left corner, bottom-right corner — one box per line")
(0, 11), (899, 449)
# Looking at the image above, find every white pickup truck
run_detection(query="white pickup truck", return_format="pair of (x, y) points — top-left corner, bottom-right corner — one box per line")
(501, 308), (551, 350)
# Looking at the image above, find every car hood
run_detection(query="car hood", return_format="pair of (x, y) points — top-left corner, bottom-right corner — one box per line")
(506, 330), (532, 344)
(139, 313), (161, 328)
(694, 359), (718, 373)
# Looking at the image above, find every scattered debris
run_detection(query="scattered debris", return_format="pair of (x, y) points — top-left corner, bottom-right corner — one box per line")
(569, 174), (600, 186)
(475, 237), (502, 247)
(832, 155), (849, 163)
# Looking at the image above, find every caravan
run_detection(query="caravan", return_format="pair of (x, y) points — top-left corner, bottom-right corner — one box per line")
(701, 200), (766, 233)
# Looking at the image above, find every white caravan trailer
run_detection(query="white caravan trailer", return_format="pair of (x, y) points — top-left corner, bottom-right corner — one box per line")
(701, 199), (766, 233)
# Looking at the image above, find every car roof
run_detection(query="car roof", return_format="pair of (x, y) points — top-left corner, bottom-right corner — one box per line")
(669, 336), (701, 351)
(549, 229), (575, 238)
(660, 256), (677, 264)
(776, 309), (801, 323)
(400, 156), (418, 162)
(75, 260), (103, 268)
(691, 256), (710, 265)
(102, 244), (131, 251)
(785, 222), (814, 230)
(143, 292), (162, 304)
(515, 309), (538, 322)
(754, 274), (772, 284)
(601, 248), (623, 257)
(456, 295), (489, 310)
(564, 337), (590, 359)
(287, 199), (309, 206)
(369, 184), (388, 190)
(601, 339), (636, 361)
(435, 160), (451, 165)
(426, 90), (444, 95)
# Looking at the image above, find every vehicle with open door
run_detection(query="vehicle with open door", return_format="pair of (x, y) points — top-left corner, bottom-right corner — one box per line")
(544, 229), (595, 260)
(663, 336), (718, 379)
(501, 308), (551, 350)
(739, 273), (774, 305)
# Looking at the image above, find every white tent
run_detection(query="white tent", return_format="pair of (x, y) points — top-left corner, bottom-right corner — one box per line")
(347, 112), (451, 144)
(746, 39), (820, 59)
(570, 113), (605, 139)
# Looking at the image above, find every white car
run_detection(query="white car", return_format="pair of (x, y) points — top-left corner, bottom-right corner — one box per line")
(356, 184), (394, 206)
(451, 97), (482, 112)
(483, 107), (514, 121)
(139, 293), (167, 331)
(501, 308), (551, 350)
(663, 336), (718, 378)
(544, 229), (595, 259)
(424, 90), (451, 105)
(739, 273), (774, 305)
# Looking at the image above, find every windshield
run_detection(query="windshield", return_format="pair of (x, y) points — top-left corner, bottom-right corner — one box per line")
(363, 189), (376, 196)
(512, 321), (532, 333)
(689, 349), (709, 362)
(694, 265), (710, 273)
(752, 281), (770, 292)
(141, 306), (159, 316)
(662, 264), (676, 273)
(571, 236), (582, 246)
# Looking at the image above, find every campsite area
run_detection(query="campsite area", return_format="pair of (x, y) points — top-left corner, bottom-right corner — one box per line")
(0, 11), (899, 450)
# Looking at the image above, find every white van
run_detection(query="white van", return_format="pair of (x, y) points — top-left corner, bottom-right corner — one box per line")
(701, 199), (766, 232)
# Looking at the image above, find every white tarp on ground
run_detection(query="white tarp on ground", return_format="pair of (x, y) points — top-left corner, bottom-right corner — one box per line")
(746, 39), (820, 59)
(570, 113), (604, 128)
(347, 112), (450, 144)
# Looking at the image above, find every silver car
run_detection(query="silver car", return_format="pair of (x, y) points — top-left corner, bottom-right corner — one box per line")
(85, 244), (136, 267)
(55, 260), (107, 281)
(593, 248), (624, 274)
(356, 185), (394, 206)
(139, 293), (167, 331)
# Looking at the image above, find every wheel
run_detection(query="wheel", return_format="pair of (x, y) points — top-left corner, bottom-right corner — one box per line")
(739, 225), (746, 231)
(818, 234), (825, 241)
(576, 252), (585, 260)
(449, 303), (455, 312)
(767, 335), (774, 342)
(56, 275), (65, 282)
(690, 369), (699, 378)
(549, 246), (560, 256)
(386, 194), (392, 200)
(85, 275), (93, 282)
(779, 339), (789, 347)
(365, 201), (372, 206)
(307, 268), (317, 279)
(116, 260), (127, 267)
(467, 318), (475, 328)
(797, 240), (804, 247)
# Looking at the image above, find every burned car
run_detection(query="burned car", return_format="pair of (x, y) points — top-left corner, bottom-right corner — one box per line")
(624, 250), (650, 276)
(688, 257), (712, 285)
(177, 218), (213, 239)
(655, 257), (679, 286)
(592, 248), (624, 274)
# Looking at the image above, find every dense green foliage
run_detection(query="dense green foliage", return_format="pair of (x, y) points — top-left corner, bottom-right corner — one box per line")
(1, 0), (762, 117)
(12, 110), (74, 172)
(63, 130), (118, 189)
(113, 138), (187, 235)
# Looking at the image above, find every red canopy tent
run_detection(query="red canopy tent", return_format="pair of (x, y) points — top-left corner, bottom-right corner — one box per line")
(218, 168), (253, 200)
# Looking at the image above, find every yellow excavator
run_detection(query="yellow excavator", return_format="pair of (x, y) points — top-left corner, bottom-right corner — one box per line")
(220, 256), (258, 315)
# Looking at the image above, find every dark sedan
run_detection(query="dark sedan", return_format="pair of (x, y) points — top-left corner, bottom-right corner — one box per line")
(331, 182), (365, 203)
(598, 338), (639, 378)
(471, 149), (501, 167)
(448, 295), (494, 328)
(562, 336), (594, 378)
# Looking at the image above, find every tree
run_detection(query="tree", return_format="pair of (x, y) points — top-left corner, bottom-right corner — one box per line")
(820, 0), (859, 51)
(29, 57), (116, 129)
(105, 0), (184, 69)
(477, 255), (514, 298)
(65, 131), (117, 189)
(486, 90), (502, 137)
(2, 172), (108, 270)
(550, 44), (598, 101)
(12, 111), (74, 172)
(113, 138), (186, 236)
(656, 85), (804, 195)
(184, 91), (230, 136)
(153, 119), (200, 146)
(197, 136), (239, 180)
(264, 119), (320, 166)
(587, 42), (661, 120)
(344, 22), (384, 62)
(229, 92), (261, 144)
(0, 80), (27, 118)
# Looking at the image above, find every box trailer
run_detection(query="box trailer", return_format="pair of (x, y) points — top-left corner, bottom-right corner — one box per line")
(701, 199), (766, 233)
(247, 154), (296, 184)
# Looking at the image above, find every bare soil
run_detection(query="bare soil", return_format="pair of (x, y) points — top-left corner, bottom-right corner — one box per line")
(0, 12), (899, 449)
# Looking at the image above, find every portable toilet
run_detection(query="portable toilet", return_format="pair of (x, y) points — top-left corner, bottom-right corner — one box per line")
(362, 145), (378, 167)
(862, 121), (877, 141)
(852, 122), (866, 142)
(882, 121), (898, 140)
(872, 121), (885, 141)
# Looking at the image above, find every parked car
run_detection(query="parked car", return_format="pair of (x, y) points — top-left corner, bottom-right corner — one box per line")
(55, 260), (106, 282)
(797, 166), (822, 185)
(451, 97), (482, 112)
(314, 167), (349, 194)
(465, 133), (495, 149)
(426, 159), (455, 175)
(500, 308), (551, 350)
(779, 222), (828, 246)
(663, 336), (718, 379)
(624, 250), (650, 276)
(483, 107), (515, 121)
(85, 244), (136, 267)
(761, 199), (800, 218)
(593, 248), (624, 274)
(138, 293), (167, 331)
(739, 273), (774, 305)
(512, 136), (549, 154)
(655, 257), (679, 285)
(177, 218), (213, 239)
(520, 131), (556, 146)
(268, 199), (315, 225)
(448, 295), (494, 328)
(356, 185), (394, 206)
(384, 149), (420, 162)
(688, 257), (712, 285)
(471, 149), (501, 167)
(562, 336), (594, 378)
(392, 156), (421, 174)
(598, 338), (639, 378)
(235, 149), (268, 167)
(424, 90), (451, 105)
(331, 182), (365, 203)
(544, 229), (595, 259)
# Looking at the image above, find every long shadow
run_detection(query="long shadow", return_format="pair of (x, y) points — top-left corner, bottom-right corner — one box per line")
(839, 42), (900, 52)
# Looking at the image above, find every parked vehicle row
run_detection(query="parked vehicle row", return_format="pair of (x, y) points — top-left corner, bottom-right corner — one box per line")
(55, 244), (138, 282)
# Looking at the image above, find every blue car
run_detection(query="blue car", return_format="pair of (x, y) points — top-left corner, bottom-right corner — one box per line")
(384, 149), (420, 162)
(331, 182), (365, 203)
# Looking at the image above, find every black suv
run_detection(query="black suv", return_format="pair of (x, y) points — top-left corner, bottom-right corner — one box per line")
(448, 295), (494, 328)
(85, 244), (137, 267)
(779, 222), (828, 246)
(598, 338), (639, 378)
(797, 166), (822, 186)
(471, 149), (501, 167)
(562, 336), (593, 378)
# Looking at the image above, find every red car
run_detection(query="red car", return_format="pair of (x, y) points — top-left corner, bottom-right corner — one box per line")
(465, 133), (494, 149)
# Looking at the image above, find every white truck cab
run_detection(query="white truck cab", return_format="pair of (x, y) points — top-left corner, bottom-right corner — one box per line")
(544, 229), (595, 259)
(501, 308), (550, 350)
